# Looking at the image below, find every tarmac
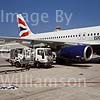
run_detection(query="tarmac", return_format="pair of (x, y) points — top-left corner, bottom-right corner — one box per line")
(0, 56), (100, 100)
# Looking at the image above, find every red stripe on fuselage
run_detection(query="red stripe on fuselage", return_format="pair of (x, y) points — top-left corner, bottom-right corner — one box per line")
(18, 18), (26, 26)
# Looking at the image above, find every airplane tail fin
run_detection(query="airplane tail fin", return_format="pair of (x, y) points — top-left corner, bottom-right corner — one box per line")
(17, 14), (33, 38)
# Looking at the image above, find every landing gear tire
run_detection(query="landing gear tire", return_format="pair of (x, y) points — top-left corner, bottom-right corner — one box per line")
(36, 62), (40, 68)
(15, 62), (21, 68)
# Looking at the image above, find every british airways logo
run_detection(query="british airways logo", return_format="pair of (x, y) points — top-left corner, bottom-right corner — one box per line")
(94, 36), (100, 40)
(18, 18), (26, 26)
(18, 18), (30, 37)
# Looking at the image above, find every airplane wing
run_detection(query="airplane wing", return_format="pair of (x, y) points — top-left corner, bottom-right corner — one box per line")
(0, 35), (95, 47)
(0, 36), (19, 43)
(0, 36), (65, 46)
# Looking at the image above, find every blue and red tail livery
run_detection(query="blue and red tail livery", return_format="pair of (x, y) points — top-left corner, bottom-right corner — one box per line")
(17, 14), (33, 38)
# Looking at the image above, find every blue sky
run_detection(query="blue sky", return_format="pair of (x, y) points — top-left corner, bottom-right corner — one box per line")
(0, 0), (100, 36)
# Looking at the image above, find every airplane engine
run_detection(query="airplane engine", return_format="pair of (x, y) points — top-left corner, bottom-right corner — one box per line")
(58, 45), (93, 61)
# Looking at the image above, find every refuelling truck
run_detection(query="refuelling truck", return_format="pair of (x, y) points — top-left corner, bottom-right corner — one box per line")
(8, 47), (53, 68)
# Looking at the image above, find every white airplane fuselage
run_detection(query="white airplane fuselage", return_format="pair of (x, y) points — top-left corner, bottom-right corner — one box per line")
(22, 26), (100, 45)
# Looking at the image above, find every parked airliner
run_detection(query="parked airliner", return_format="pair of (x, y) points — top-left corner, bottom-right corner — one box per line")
(1, 14), (100, 62)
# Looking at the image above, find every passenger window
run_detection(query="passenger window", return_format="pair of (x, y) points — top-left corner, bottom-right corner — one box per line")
(97, 33), (99, 35)
(94, 33), (96, 36)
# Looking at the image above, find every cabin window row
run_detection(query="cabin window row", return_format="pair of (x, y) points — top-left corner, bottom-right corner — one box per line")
(38, 33), (99, 40)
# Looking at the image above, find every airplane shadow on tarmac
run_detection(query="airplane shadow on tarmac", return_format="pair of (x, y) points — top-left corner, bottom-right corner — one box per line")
(56, 57), (100, 68)
(67, 64), (92, 68)
(0, 57), (100, 69)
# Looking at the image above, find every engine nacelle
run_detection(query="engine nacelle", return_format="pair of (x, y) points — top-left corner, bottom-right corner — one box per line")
(58, 45), (93, 61)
